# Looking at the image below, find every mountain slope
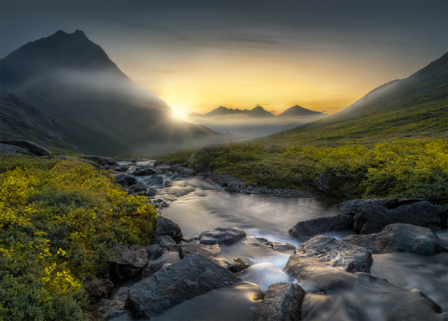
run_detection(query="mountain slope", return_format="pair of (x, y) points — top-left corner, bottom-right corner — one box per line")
(261, 52), (448, 146)
(278, 105), (326, 117)
(191, 105), (275, 118)
(0, 30), (235, 155)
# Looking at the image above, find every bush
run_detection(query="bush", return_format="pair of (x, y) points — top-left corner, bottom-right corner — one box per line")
(0, 155), (159, 320)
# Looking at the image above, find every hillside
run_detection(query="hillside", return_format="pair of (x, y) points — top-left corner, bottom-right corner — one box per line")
(278, 105), (327, 117)
(0, 30), (235, 155)
(260, 52), (448, 146)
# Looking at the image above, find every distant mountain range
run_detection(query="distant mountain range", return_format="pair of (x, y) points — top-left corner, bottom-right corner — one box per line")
(189, 105), (326, 118)
(261, 52), (448, 145)
(0, 30), (236, 155)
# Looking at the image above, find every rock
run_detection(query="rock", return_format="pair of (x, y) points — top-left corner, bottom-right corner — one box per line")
(95, 287), (129, 318)
(83, 279), (114, 301)
(146, 244), (163, 260)
(343, 223), (446, 255)
(114, 173), (137, 187)
(142, 175), (164, 186)
(126, 182), (148, 195)
(188, 152), (196, 163)
(179, 243), (221, 259)
(163, 180), (172, 187)
(194, 163), (206, 172)
(109, 245), (149, 282)
(141, 262), (164, 279)
(82, 155), (116, 165)
(133, 166), (156, 176)
(253, 282), (305, 321)
(225, 182), (245, 193)
(200, 227), (247, 245)
(0, 139), (52, 156)
(126, 254), (242, 318)
(263, 145), (284, 153)
(354, 201), (447, 234)
(313, 174), (331, 193)
(114, 156), (122, 161)
(147, 187), (157, 196)
(108, 310), (131, 320)
(283, 235), (373, 282)
(151, 216), (183, 243)
(154, 159), (164, 166)
(155, 164), (171, 172)
(289, 215), (354, 242)
(110, 164), (129, 172)
(0, 143), (31, 155)
(170, 164), (196, 176)
(209, 256), (249, 273)
(158, 235), (180, 252)
(339, 198), (398, 215)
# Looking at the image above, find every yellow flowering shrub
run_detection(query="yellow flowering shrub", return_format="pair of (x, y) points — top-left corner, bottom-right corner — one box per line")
(0, 156), (159, 320)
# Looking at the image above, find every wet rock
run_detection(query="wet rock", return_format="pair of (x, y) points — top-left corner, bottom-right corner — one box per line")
(163, 180), (172, 187)
(108, 310), (131, 320)
(126, 182), (148, 195)
(159, 235), (180, 252)
(194, 163), (206, 172)
(83, 279), (114, 301)
(284, 235), (373, 282)
(200, 227), (247, 245)
(133, 166), (156, 176)
(82, 155), (116, 165)
(209, 256), (249, 273)
(339, 198), (398, 215)
(147, 187), (156, 196)
(109, 245), (149, 282)
(0, 139), (52, 156)
(343, 223), (446, 255)
(114, 173), (137, 187)
(253, 282), (305, 321)
(126, 254), (242, 319)
(313, 174), (331, 193)
(155, 164), (171, 172)
(171, 164), (196, 176)
(141, 262), (164, 279)
(142, 175), (164, 186)
(354, 201), (447, 234)
(154, 159), (164, 166)
(179, 243), (221, 259)
(151, 216), (183, 243)
(146, 244), (163, 260)
(95, 287), (129, 318)
(289, 215), (354, 242)
(225, 182), (245, 193)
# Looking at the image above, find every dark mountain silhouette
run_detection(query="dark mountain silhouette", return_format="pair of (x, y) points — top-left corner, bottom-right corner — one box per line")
(189, 105), (275, 118)
(262, 52), (448, 145)
(278, 105), (327, 117)
(0, 30), (235, 155)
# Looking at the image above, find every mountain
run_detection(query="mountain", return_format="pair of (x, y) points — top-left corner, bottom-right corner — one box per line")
(278, 105), (327, 117)
(261, 52), (448, 146)
(189, 105), (275, 118)
(0, 30), (235, 155)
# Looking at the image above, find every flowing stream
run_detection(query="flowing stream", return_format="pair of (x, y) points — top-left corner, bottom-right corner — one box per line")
(115, 177), (448, 320)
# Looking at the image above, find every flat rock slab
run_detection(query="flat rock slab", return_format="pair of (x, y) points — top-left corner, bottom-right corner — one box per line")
(110, 245), (149, 282)
(200, 227), (247, 245)
(343, 223), (445, 255)
(126, 254), (241, 318)
(354, 201), (447, 234)
(0, 139), (51, 156)
(253, 282), (305, 321)
(180, 243), (221, 259)
(289, 215), (354, 242)
(284, 235), (372, 282)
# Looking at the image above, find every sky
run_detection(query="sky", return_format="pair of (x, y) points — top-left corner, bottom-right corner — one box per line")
(1, 1), (447, 118)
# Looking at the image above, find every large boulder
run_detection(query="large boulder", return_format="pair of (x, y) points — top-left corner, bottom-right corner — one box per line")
(343, 223), (446, 255)
(0, 143), (31, 155)
(158, 235), (180, 252)
(146, 244), (164, 260)
(179, 243), (221, 259)
(151, 216), (183, 243)
(354, 201), (447, 234)
(82, 155), (116, 165)
(133, 166), (157, 176)
(83, 279), (114, 301)
(142, 175), (164, 186)
(109, 245), (149, 282)
(0, 139), (52, 156)
(114, 173), (137, 187)
(253, 282), (305, 321)
(209, 256), (249, 273)
(126, 254), (242, 318)
(339, 198), (397, 215)
(199, 227), (247, 245)
(126, 182), (148, 195)
(289, 215), (354, 242)
(283, 235), (373, 282)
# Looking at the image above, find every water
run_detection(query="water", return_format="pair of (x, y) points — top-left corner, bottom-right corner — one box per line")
(116, 177), (448, 320)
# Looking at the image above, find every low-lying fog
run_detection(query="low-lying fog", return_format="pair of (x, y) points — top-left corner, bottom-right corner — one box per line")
(187, 114), (327, 137)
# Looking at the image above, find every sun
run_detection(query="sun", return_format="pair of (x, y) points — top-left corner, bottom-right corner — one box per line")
(170, 104), (188, 121)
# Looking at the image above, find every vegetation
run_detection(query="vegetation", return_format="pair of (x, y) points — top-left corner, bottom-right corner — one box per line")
(156, 139), (448, 199)
(0, 154), (158, 320)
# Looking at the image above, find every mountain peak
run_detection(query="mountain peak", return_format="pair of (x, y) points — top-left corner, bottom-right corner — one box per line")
(278, 105), (326, 117)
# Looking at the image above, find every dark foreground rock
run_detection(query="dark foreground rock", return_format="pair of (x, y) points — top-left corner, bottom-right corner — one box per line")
(289, 215), (354, 242)
(82, 155), (116, 165)
(302, 272), (447, 321)
(126, 254), (241, 318)
(179, 242), (221, 259)
(126, 182), (148, 195)
(253, 282), (305, 321)
(340, 198), (446, 215)
(354, 201), (447, 234)
(151, 216), (183, 243)
(83, 279), (113, 301)
(284, 235), (373, 282)
(113, 173), (137, 188)
(343, 223), (446, 255)
(0, 139), (52, 156)
(199, 227), (247, 245)
(109, 245), (149, 282)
